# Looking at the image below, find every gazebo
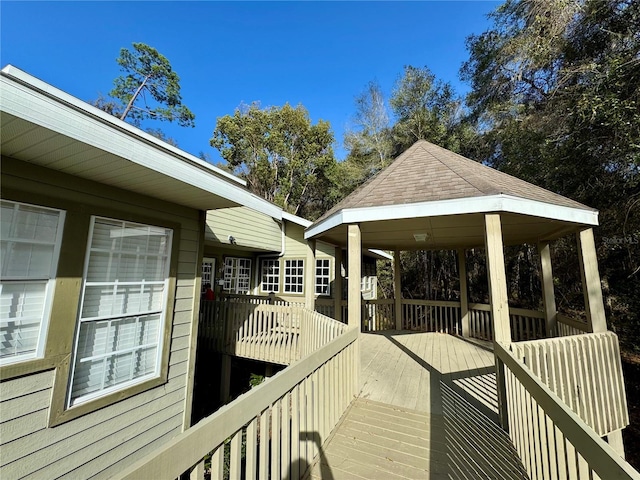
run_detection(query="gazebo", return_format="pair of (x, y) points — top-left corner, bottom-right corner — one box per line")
(304, 140), (627, 453)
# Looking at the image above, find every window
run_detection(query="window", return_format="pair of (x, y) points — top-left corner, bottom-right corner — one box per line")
(315, 259), (331, 295)
(260, 259), (280, 293)
(201, 257), (216, 294)
(68, 217), (173, 406)
(284, 259), (304, 294)
(0, 200), (65, 365)
(223, 257), (251, 294)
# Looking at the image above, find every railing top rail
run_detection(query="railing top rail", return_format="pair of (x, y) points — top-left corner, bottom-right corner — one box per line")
(508, 307), (545, 318)
(116, 326), (359, 480)
(514, 330), (611, 347)
(495, 341), (639, 480)
(401, 299), (461, 307)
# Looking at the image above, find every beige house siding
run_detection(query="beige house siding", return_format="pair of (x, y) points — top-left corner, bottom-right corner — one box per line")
(206, 206), (281, 252)
(0, 158), (202, 479)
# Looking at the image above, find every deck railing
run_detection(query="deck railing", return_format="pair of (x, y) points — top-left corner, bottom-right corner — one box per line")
(200, 299), (347, 365)
(557, 313), (591, 336)
(401, 299), (462, 333)
(496, 337), (637, 480)
(116, 326), (359, 480)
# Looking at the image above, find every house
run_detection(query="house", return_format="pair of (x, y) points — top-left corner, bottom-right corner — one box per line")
(3, 65), (637, 480)
(0, 65), (388, 479)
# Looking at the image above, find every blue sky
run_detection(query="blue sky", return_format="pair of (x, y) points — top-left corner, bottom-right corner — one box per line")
(1, 1), (499, 162)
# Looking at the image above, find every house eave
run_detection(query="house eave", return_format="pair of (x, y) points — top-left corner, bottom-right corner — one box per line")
(304, 194), (599, 240)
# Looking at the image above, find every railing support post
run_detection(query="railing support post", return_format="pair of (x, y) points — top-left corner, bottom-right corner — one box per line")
(458, 248), (469, 338)
(305, 239), (316, 310)
(484, 214), (511, 430)
(334, 247), (343, 323)
(347, 224), (362, 332)
(538, 241), (558, 337)
(577, 228), (607, 333)
(394, 250), (403, 330)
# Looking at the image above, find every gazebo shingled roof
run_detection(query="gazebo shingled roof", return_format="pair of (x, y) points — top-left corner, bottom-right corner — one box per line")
(306, 140), (598, 250)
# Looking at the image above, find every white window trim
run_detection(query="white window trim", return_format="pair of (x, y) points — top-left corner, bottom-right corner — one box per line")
(67, 216), (173, 407)
(223, 257), (252, 294)
(284, 259), (305, 295)
(315, 258), (331, 296)
(260, 258), (280, 294)
(0, 201), (65, 366)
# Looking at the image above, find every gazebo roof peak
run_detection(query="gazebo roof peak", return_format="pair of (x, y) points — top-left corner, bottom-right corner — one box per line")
(317, 140), (592, 224)
(305, 140), (598, 250)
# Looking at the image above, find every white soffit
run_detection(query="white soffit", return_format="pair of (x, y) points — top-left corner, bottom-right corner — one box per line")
(0, 65), (282, 220)
(282, 212), (312, 228)
(305, 194), (599, 240)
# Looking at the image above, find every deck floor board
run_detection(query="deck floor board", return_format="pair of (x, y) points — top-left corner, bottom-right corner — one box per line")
(308, 331), (528, 480)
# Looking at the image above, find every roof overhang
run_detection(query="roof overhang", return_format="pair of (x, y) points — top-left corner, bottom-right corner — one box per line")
(0, 65), (282, 219)
(305, 194), (599, 250)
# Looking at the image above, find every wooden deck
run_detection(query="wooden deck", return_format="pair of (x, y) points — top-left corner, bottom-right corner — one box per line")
(309, 331), (528, 479)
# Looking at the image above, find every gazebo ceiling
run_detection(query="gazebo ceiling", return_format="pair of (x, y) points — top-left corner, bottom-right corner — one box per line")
(305, 141), (598, 250)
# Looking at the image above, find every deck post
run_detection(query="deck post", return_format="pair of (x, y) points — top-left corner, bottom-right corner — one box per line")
(577, 229), (625, 457)
(457, 248), (469, 338)
(484, 214), (511, 431)
(334, 247), (343, 322)
(394, 250), (403, 330)
(347, 224), (362, 331)
(305, 239), (316, 310)
(538, 241), (558, 337)
(577, 228), (607, 333)
(220, 354), (232, 404)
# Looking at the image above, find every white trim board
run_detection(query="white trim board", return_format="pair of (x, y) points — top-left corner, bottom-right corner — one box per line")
(1, 65), (282, 220)
(305, 194), (599, 240)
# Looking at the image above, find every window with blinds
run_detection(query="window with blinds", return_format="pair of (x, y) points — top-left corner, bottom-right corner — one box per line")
(223, 257), (251, 294)
(68, 217), (172, 406)
(0, 200), (65, 364)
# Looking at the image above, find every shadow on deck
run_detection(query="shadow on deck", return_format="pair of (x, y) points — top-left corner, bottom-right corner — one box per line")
(309, 331), (528, 479)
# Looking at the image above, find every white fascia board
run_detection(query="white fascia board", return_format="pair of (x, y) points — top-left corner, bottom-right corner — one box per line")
(367, 249), (393, 260)
(305, 194), (598, 239)
(282, 212), (312, 228)
(1, 66), (282, 219)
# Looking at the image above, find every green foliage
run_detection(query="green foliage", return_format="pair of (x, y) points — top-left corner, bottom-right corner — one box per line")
(249, 373), (264, 388)
(103, 42), (195, 127)
(462, 0), (640, 347)
(211, 102), (338, 220)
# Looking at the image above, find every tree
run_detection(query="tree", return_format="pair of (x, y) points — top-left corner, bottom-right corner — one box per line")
(343, 81), (394, 180)
(102, 43), (195, 127)
(210, 103), (337, 220)
(462, 0), (640, 347)
(390, 65), (476, 156)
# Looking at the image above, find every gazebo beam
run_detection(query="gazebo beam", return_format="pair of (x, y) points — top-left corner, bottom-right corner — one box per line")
(394, 250), (402, 330)
(347, 224), (362, 331)
(577, 228), (607, 333)
(334, 247), (343, 323)
(458, 249), (470, 338)
(484, 213), (510, 431)
(484, 214), (511, 344)
(538, 241), (557, 337)
(305, 239), (316, 310)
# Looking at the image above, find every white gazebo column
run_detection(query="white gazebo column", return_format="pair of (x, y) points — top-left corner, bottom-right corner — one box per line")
(394, 250), (403, 330)
(334, 247), (343, 322)
(576, 228), (624, 456)
(305, 239), (316, 310)
(347, 224), (362, 331)
(484, 213), (511, 430)
(538, 241), (557, 337)
(484, 214), (512, 344)
(457, 249), (470, 338)
(577, 228), (607, 333)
